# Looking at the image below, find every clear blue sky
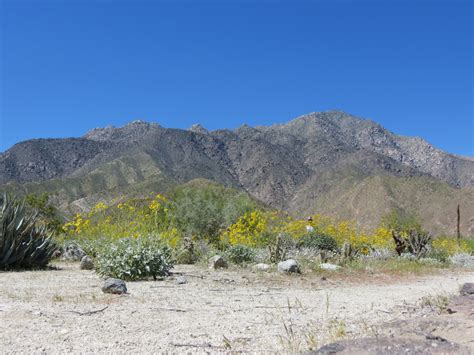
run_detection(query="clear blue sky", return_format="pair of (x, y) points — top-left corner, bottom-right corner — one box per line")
(1, 0), (472, 155)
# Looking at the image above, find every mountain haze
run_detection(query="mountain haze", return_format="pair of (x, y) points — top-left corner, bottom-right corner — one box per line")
(1, 111), (473, 235)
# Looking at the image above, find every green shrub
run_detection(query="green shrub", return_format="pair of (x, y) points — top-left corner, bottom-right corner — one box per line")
(465, 238), (474, 253)
(169, 181), (258, 242)
(25, 193), (63, 234)
(225, 245), (256, 264)
(95, 237), (174, 281)
(381, 209), (424, 234)
(426, 248), (450, 263)
(0, 194), (57, 269)
(298, 233), (338, 252)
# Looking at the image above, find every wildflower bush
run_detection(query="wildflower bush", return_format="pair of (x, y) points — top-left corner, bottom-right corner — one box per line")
(95, 236), (174, 281)
(63, 194), (173, 241)
(59, 183), (471, 270)
(63, 183), (259, 250)
(432, 236), (469, 255)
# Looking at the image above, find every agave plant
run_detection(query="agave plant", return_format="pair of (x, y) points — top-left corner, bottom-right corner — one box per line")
(0, 194), (57, 269)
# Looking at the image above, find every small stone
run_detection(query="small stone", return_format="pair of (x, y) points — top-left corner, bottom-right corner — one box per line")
(102, 278), (127, 294)
(277, 259), (300, 273)
(80, 255), (94, 270)
(176, 276), (187, 284)
(254, 263), (270, 271)
(319, 263), (341, 271)
(460, 283), (474, 295)
(208, 255), (228, 269)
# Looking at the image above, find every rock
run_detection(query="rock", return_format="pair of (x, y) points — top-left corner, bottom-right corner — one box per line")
(460, 283), (474, 295)
(61, 242), (86, 261)
(208, 255), (228, 269)
(319, 263), (341, 271)
(80, 255), (94, 270)
(312, 337), (463, 354)
(278, 259), (300, 273)
(101, 278), (127, 294)
(176, 276), (187, 284)
(254, 263), (270, 271)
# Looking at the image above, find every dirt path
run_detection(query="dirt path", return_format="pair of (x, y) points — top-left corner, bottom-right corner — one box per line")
(0, 263), (472, 353)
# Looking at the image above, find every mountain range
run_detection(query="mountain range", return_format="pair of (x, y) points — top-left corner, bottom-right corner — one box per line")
(1, 110), (473, 235)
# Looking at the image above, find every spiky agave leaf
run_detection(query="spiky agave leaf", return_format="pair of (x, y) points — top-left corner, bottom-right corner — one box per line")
(0, 194), (57, 269)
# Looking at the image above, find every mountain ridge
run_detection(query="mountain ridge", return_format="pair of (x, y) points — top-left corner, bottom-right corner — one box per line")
(1, 110), (473, 235)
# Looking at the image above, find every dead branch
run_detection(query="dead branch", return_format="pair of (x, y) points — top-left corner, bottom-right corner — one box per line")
(69, 306), (109, 316)
(151, 307), (188, 312)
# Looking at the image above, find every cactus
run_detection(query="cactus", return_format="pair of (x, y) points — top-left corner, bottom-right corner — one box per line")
(342, 242), (357, 259)
(268, 233), (288, 263)
(0, 194), (57, 269)
(392, 229), (432, 258)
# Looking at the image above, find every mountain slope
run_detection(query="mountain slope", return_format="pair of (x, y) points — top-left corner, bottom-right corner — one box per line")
(1, 111), (472, 235)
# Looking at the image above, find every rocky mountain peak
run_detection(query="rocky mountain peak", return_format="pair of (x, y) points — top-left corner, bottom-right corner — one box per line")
(84, 120), (161, 141)
(188, 124), (209, 134)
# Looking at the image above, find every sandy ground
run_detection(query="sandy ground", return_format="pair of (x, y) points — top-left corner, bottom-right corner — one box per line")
(0, 263), (473, 353)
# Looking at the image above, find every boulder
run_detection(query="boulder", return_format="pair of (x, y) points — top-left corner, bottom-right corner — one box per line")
(254, 263), (271, 271)
(61, 243), (86, 261)
(209, 255), (228, 269)
(278, 259), (300, 273)
(319, 263), (341, 271)
(460, 283), (474, 296)
(102, 278), (127, 295)
(80, 255), (94, 270)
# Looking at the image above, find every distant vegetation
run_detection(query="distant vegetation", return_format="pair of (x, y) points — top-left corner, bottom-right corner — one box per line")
(2, 181), (472, 276)
(55, 182), (470, 278)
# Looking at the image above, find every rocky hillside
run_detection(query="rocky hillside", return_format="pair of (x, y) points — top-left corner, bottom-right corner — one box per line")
(1, 111), (473, 235)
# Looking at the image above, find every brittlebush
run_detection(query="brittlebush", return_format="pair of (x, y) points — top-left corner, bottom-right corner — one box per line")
(62, 194), (180, 245)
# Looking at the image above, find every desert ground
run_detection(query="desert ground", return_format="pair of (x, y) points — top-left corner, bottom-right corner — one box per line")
(1, 263), (473, 353)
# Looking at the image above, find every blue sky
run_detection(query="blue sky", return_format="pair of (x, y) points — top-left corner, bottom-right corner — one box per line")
(1, 0), (472, 155)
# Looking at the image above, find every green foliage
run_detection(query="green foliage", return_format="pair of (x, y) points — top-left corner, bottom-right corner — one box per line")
(381, 209), (424, 234)
(225, 245), (256, 264)
(465, 238), (474, 253)
(298, 233), (338, 252)
(0, 194), (57, 269)
(169, 181), (258, 242)
(95, 237), (174, 281)
(25, 193), (63, 234)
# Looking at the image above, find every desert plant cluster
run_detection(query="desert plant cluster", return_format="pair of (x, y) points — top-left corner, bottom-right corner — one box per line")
(1, 182), (472, 279)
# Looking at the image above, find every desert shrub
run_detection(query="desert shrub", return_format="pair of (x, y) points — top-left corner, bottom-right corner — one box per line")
(0, 194), (57, 269)
(25, 193), (63, 234)
(465, 238), (474, 253)
(381, 209), (424, 234)
(170, 181), (258, 242)
(449, 253), (474, 268)
(62, 195), (174, 241)
(221, 210), (268, 247)
(225, 245), (256, 264)
(221, 210), (287, 248)
(297, 233), (338, 252)
(95, 237), (174, 281)
(432, 236), (469, 255)
(425, 248), (450, 263)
